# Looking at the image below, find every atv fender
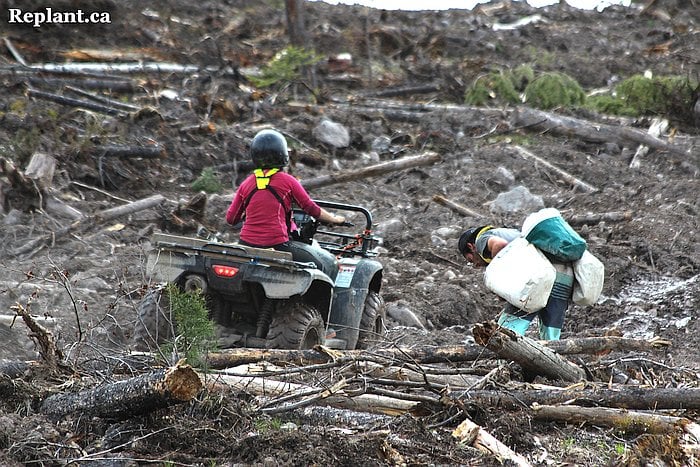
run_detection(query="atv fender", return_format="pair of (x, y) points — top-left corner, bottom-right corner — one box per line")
(241, 264), (333, 303)
(330, 258), (383, 349)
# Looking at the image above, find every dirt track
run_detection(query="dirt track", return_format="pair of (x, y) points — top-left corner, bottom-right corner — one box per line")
(1, 0), (699, 465)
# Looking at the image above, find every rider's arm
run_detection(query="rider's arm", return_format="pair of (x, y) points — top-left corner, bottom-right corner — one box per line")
(317, 208), (345, 225)
(225, 177), (252, 225)
(287, 174), (345, 224)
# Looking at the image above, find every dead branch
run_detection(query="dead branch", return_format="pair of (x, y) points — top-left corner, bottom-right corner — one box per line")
(532, 403), (700, 436)
(301, 151), (441, 190)
(473, 321), (588, 382)
(27, 88), (128, 117)
(512, 106), (691, 157)
(209, 364), (419, 416)
(10, 303), (66, 372)
(452, 416), (532, 467)
(432, 194), (486, 219)
(12, 62), (238, 77)
(511, 145), (598, 193)
(64, 85), (142, 112)
(40, 360), (201, 419)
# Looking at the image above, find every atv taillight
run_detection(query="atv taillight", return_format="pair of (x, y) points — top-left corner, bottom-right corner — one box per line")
(213, 265), (239, 277)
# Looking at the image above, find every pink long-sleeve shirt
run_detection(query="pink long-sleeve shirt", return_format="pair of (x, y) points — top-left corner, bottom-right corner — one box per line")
(225, 171), (321, 247)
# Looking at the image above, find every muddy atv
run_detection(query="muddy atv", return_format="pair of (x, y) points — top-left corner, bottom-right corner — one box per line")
(133, 201), (386, 350)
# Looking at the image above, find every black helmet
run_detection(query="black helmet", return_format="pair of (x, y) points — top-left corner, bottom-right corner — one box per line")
(458, 225), (492, 255)
(250, 129), (289, 169)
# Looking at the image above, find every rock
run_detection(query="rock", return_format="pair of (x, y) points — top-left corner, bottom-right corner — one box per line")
(312, 118), (350, 148)
(490, 185), (545, 214)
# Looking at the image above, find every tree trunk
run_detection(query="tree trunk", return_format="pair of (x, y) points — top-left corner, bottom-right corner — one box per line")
(205, 335), (665, 369)
(512, 105), (690, 157)
(40, 361), (202, 419)
(472, 322), (588, 382)
(285, 0), (307, 47)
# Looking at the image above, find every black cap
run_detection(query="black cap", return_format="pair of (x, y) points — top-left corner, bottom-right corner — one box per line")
(457, 225), (491, 255)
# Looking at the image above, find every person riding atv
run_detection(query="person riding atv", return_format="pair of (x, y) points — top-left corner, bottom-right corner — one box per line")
(225, 128), (347, 274)
(132, 129), (387, 351)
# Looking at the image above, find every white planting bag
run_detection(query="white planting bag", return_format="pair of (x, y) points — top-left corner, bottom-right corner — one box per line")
(484, 237), (556, 313)
(572, 250), (605, 305)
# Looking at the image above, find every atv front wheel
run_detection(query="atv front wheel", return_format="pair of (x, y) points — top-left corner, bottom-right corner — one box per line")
(266, 301), (325, 350)
(356, 291), (387, 349)
(132, 286), (175, 351)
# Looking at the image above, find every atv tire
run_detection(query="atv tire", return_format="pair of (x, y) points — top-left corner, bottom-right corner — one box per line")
(356, 291), (387, 349)
(266, 301), (325, 350)
(132, 286), (174, 351)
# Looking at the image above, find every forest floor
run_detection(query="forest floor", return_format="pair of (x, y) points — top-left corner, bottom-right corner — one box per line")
(0, 0), (699, 465)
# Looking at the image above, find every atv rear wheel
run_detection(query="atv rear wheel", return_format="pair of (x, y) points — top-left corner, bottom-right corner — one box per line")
(132, 286), (174, 351)
(356, 291), (387, 349)
(266, 301), (325, 350)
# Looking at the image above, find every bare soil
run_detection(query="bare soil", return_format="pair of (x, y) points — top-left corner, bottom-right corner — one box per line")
(0, 0), (698, 465)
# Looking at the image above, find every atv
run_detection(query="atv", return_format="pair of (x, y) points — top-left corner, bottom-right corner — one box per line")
(133, 201), (386, 350)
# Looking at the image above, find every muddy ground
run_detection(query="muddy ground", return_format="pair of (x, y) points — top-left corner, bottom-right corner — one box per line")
(0, 0), (699, 465)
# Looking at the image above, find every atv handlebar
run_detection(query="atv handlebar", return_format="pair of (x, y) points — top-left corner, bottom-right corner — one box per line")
(314, 200), (373, 231)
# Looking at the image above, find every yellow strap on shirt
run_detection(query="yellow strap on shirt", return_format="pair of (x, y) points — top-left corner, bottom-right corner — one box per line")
(254, 168), (279, 189)
(476, 225), (495, 263)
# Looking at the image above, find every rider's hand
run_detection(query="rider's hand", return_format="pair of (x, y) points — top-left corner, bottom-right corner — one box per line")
(334, 215), (346, 225)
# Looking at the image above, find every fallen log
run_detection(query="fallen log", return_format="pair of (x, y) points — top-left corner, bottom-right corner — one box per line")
(300, 151), (441, 190)
(511, 145), (598, 193)
(452, 416), (532, 467)
(532, 404), (700, 436)
(205, 335), (666, 369)
(542, 335), (670, 354)
(512, 106), (691, 157)
(472, 322), (588, 382)
(432, 194), (486, 219)
(455, 386), (700, 411)
(8, 62), (238, 77)
(206, 345), (498, 369)
(566, 211), (633, 226)
(40, 361), (202, 419)
(90, 145), (165, 159)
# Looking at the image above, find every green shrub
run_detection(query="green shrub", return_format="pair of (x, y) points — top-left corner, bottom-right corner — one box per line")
(585, 94), (639, 116)
(589, 74), (698, 119)
(615, 74), (664, 114)
(524, 72), (585, 109)
(465, 71), (521, 106)
(510, 64), (535, 91)
(163, 284), (217, 367)
(248, 46), (322, 88)
(192, 167), (223, 193)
